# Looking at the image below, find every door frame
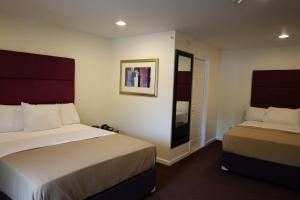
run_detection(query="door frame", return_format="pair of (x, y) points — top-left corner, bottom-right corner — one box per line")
(192, 57), (209, 148)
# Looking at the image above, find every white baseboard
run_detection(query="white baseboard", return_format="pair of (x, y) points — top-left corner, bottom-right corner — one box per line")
(156, 151), (190, 166)
(156, 157), (170, 166)
(190, 145), (203, 154)
(157, 137), (218, 166)
(216, 135), (223, 141)
(205, 137), (216, 145)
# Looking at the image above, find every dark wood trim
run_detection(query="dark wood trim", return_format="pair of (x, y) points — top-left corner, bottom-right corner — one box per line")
(171, 50), (194, 148)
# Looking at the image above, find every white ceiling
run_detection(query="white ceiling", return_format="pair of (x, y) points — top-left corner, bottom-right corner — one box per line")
(0, 0), (300, 49)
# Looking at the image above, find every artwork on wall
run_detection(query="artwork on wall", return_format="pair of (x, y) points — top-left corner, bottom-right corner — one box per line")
(120, 58), (159, 96)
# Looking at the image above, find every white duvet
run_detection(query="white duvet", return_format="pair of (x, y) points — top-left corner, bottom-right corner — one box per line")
(0, 124), (114, 158)
(240, 121), (300, 134)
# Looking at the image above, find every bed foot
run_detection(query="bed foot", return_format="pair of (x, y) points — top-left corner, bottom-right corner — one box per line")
(221, 165), (229, 171)
(150, 186), (156, 193)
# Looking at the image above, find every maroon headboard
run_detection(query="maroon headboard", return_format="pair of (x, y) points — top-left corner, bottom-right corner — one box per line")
(0, 49), (75, 105)
(251, 70), (300, 109)
(176, 71), (192, 101)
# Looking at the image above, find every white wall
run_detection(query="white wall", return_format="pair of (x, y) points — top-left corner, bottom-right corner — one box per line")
(175, 32), (221, 144)
(110, 31), (221, 164)
(0, 12), (111, 125)
(217, 46), (300, 139)
(109, 31), (176, 160)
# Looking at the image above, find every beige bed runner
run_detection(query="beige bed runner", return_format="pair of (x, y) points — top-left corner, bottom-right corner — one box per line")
(0, 134), (156, 200)
(223, 126), (300, 167)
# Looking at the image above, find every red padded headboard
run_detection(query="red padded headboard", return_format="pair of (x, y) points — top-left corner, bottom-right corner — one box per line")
(0, 49), (75, 105)
(251, 70), (300, 109)
(176, 71), (192, 101)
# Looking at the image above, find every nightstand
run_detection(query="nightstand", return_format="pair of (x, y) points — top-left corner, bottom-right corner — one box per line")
(92, 125), (120, 133)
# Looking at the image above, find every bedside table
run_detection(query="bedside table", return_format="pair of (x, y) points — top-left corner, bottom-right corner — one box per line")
(92, 125), (120, 133)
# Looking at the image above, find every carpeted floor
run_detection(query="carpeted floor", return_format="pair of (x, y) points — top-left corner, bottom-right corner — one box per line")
(146, 141), (300, 200)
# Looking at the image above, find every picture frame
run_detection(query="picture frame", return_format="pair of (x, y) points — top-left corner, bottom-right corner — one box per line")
(120, 58), (159, 97)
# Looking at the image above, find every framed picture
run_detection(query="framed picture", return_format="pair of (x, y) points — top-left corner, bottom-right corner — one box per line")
(120, 58), (159, 97)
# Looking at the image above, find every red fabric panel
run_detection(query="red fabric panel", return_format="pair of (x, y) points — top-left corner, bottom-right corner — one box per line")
(252, 70), (300, 87)
(0, 49), (75, 105)
(0, 79), (74, 105)
(177, 72), (191, 85)
(251, 70), (300, 109)
(0, 50), (74, 80)
(176, 72), (192, 101)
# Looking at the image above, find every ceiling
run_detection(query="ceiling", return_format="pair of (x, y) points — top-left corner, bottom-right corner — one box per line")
(0, 0), (300, 49)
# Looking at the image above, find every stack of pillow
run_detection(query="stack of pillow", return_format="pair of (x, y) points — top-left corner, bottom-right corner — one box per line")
(0, 103), (80, 133)
(245, 106), (300, 126)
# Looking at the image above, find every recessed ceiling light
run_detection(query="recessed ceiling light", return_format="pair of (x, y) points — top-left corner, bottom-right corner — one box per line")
(116, 21), (127, 26)
(232, 0), (244, 4)
(278, 33), (289, 39)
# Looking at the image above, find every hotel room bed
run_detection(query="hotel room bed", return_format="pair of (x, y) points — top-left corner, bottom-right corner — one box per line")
(222, 122), (300, 189)
(223, 121), (300, 168)
(221, 69), (300, 189)
(0, 124), (156, 200)
(0, 49), (156, 200)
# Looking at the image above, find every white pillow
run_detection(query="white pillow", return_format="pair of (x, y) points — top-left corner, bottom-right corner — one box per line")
(245, 107), (267, 122)
(0, 105), (24, 133)
(21, 102), (62, 132)
(58, 103), (80, 125)
(263, 107), (300, 126)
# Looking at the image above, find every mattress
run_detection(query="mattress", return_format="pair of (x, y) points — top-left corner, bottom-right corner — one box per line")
(223, 121), (300, 168)
(0, 124), (156, 200)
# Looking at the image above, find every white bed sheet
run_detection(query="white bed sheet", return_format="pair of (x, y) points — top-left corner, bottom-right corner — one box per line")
(0, 124), (114, 158)
(176, 111), (188, 123)
(240, 121), (300, 134)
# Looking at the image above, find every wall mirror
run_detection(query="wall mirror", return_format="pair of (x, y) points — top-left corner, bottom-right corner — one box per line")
(171, 50), (194, 148)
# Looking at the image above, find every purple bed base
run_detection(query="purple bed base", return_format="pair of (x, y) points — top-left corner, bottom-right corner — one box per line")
(222, 151), (300, 189)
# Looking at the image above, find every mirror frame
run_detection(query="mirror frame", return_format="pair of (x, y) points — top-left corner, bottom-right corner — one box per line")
(171, 49), (194, 148)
